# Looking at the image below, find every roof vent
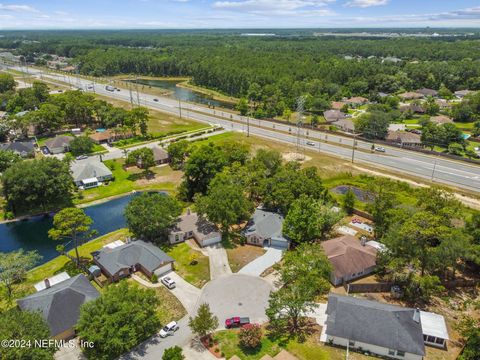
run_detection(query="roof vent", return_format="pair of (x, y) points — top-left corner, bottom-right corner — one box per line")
(413, 308), (421, 323)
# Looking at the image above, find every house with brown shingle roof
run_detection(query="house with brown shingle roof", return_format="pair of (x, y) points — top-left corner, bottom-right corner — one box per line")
(430, 115), (453, 125)
(346, 96), (368, 106)
(324, 110), (346, 123)
(169, 211), (222, 248)
(321, 235), (377, 286)
(386, 131), (423, 148)
(398, 92), (424, 101)
(417, 88), (438, 97)
(152, 146), (170, 165)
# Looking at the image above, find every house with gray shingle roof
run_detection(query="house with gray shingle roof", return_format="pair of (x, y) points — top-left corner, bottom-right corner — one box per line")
(45, 135), (73, 154)
(169, 210), (221, 247)
(243, 208), (289, 249)
(17, 274), (99, 340)
(92, 240), (174, 282)
(325, 294), (425, 360)
(0, 141), (35, 157)
(70, 158), (113, 188)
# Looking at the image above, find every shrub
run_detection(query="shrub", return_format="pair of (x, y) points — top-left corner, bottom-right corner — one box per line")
(239, 323), (262, 349)
(151, 274), (158, 283)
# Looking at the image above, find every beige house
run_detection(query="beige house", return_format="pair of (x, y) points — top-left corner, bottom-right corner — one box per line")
(386, 131), (423, 148)
(169, 211), (222, 247)
(430, 115), (453, 125)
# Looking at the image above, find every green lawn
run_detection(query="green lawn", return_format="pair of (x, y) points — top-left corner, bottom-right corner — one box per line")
(73, 159), (181, 205)
(212, 328), (361, 360)
(164, 242), (210, 288)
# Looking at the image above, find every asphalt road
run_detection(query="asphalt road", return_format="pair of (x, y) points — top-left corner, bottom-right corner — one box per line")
(10, 65), (480, 193)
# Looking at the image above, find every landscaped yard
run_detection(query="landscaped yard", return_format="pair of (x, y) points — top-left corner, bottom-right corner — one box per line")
(74, 159), (182, 204)
(128, 279), (186, 325)
(211, 327), (373, 360)
(164, 242), (210, 288)
(226, 244), (266, 273)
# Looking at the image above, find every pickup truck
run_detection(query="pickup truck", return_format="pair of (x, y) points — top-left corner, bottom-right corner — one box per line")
(225, 317), (250, 329)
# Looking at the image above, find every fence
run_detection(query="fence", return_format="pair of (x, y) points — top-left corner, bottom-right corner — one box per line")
(344, 282), (394, 293)
(442, 279), (479, 289)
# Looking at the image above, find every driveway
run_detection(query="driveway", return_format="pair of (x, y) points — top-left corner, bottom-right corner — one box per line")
(238, 247), (284, 277)
(197, 274), (273, 327)
(204, 243), (232, 280)
(168, 272), (201, 313)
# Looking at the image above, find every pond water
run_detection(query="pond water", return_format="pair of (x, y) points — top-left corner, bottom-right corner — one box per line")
(128, 79), (235, 109)
(0, 193), (150, 265)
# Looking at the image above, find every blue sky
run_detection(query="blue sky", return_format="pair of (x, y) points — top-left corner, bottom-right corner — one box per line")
(0, 0), (479, 29)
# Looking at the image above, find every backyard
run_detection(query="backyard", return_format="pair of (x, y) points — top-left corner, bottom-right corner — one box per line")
(164, 242), (210, 288)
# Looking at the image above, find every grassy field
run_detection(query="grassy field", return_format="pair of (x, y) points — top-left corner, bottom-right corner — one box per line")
(74, 159), (182, 205)
(164, 242), (210, 288)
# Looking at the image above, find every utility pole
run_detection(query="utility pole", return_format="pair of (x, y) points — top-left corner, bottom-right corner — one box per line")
(179, 99), (182, 119)
(431, 159), (438, 182)
(351, 134), (357, 163)
(296, 96), (306, 159)
(135, 77), (140, 106)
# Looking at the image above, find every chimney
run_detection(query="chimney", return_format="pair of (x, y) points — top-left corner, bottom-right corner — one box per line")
(44, 278), (51, 289)
(360, 236), (367, 246)
(413, 308), (421, 323)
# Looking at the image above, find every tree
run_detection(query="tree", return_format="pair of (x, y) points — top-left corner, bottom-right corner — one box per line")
(2, 157), (74, 215)
(129, 106), (149, 136)
(0, 308), (55, 359)
(239, 324), (263, 349)
(0, 149), (22, 173)
(457, 317), (480, 360)
(473, 121), (480, 137)
(126, 147), (155, 173)
(266, 282), (317, 335)
(0, 250), (41, 298)
(162, 346), (185, 360)
(30, 103), (65, 133)
(236, 97), (249, 116)
(77, 281), (160, 360)
(188, 303), (218, 339)
(283, 195), (342, 243)
(343, 188), (355, 215)
(311, 114), (319, 127)
(366, 179), (397, 238)
(48, 208), (95, 265)
(69, 136), (94, 156)
(355, 111), (390, 139)
(167, 140), (190, 170)
(424, 96), (440, 116)
(196, 171), (253, 235)
(276, 242), (331, 296)
(0, 73), (15, 93)
(448, 142), (464, 156)
(125, 192), (182, 242)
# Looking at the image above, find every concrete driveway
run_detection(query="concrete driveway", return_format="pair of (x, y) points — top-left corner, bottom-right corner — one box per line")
(197, 274), (273, 327)
(238, 247), (284, 277)
(204, 243), (232, 280)
(305, 302), (328, 342)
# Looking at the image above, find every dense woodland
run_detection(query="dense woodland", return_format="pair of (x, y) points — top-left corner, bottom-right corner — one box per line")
(2, 31), (480, 117)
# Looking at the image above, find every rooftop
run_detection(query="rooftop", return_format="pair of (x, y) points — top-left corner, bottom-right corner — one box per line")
(45, 135), (73, 149)
(70, 159), (113, 183)
(244, 208), (285, 241)
(172, 211), (220, 241)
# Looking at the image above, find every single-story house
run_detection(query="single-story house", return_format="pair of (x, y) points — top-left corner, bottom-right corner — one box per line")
(346, 96), (368, 106)
(323, 110), (346, 123)
(332, 119), (356, 134)
(398, 92), (425, 101)
(45, 135), (74, 154)
(400, 104), (426, 114)
(454, 90), (473, 99)
(331, 101), (346, 110)
(89, 130), (113, 144)
(17, 274), (99, 340)
(386, 131), (423, 148)
(92, 240), (174, 282)
(435, 99), (452, 109)
(321, 235), (377, 286)
(0, 140), (35, 157)
(430, 115), (453, 125)
(325, 294), (426, 360)
(416, 88), (438, 98)
(243, 208), (290, 249)
(169, 211), (222, 247)
(152, 146), (170, 165)
(70, 159), (113, 189)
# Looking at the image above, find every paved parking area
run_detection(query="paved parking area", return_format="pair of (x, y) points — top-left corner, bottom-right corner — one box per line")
(238, 247), (284, 276)
(197, 274), (273, 327)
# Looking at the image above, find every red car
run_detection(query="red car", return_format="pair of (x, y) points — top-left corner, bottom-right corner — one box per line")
(225, 317), (250, 329)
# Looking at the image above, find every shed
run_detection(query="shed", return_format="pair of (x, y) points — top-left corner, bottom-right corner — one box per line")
(88, 265), (101, 277)
(420, 311), (449, 348)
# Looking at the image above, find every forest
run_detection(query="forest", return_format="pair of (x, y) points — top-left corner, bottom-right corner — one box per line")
(2, 30), (480, 117)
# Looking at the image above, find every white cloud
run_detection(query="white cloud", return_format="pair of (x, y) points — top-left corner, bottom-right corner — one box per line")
(213, 0), (335, 16)
(345, 0), (388, 8)
(0, 3), (39, 13)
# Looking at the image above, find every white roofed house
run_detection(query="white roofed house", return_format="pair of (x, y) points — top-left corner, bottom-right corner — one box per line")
(70, 158), (113, 189)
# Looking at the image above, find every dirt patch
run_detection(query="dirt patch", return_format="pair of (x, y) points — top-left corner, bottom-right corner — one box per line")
(226, 244), (266, 273)
(282, 152), (312, 163)
(135, 171), (182, 186)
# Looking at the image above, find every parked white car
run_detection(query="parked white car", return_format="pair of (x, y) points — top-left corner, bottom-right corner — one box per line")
(159, 321), (179, 338)
(161, 276), (176, 289)
(374, 146), (386, 153)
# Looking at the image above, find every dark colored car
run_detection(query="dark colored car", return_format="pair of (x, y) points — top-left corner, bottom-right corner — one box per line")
(225, 317), (250, 329)
(153, 98), (159, 102)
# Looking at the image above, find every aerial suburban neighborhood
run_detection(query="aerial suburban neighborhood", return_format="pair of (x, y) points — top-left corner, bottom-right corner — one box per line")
(0, 2), (480, 360)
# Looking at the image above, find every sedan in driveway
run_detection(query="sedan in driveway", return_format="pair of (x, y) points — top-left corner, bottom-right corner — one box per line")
(161, 276), (176, 289)
(159, 321), (179, 338)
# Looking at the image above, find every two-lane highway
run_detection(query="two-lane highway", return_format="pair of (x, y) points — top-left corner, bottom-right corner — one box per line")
(9, 65), (480, 193)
